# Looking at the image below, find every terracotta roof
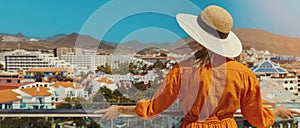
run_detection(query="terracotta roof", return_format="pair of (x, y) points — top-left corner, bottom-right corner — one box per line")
(0, 78), (24, 80)
(21, 86), (51, 97)
(26, 68), (69, 72)
(168, 57), (176, 61)
(97, 77), (113, 84)
(0, 86), (19, 90)
(0, 89), (20, 103)
(51, 82), (82, 89)
(0, 82), (35, 90)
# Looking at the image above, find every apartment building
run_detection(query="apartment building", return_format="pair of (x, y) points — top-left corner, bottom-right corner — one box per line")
(50, 82), (84, 102)
(251, 58), (299, 94)
(95, 54), (153, 69)
(54, 47), (73, 57)
(4, 49), (71, 72)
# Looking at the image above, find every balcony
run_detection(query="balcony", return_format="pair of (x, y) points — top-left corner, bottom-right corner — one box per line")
(0, 107), (299, 127)
(0, 102), (300, 127)
(20, 103), (26, 109)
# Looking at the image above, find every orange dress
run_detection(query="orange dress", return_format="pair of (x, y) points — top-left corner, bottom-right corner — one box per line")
(135, 58), (275, 128)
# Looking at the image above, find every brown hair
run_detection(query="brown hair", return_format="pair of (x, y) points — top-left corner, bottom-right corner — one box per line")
(185, 39), (213, 67)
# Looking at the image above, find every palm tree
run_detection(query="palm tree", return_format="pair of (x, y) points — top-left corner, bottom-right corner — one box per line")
(95, 63), (112, 74)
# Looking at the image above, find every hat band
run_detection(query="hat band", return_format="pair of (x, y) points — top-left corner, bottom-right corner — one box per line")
(197, 16), (229, 39)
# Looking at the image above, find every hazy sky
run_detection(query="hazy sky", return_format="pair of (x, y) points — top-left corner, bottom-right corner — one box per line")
(0, 0), (299, 43)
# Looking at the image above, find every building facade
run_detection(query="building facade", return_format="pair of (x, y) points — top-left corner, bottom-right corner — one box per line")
(251, 59), (299, 94)
(4, 49), (71, 72)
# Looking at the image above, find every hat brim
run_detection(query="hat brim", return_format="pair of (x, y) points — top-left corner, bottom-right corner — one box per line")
(176, 13), (242, 58)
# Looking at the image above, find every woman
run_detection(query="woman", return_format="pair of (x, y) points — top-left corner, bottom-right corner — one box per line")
(95, 5), (300, 128)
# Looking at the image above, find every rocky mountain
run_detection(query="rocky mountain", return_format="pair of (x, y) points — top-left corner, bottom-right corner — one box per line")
(0, 33), (29, 42)
(0, 33), (117, 53)
(46, 34), (67, 41)
(170, 28), (300, 56)
(233, 28), (300, 56)
(1, 28), (300, 55)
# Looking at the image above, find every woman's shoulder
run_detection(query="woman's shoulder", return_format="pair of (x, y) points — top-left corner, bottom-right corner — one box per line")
(226, 60), (255, 75)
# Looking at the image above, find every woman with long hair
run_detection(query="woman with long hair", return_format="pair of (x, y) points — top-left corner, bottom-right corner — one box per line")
(95, 5), (300, 128)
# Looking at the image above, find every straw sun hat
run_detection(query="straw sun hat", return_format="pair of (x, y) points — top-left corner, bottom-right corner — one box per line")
(176, 5), (242, 58)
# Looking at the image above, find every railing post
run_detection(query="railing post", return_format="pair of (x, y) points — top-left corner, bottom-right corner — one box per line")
(135, 117), (138, 128)
(279, 123), (283, 128)
(110, 119), (114, 128)
(287, 123), (291, 128)
(127, 117), (130, 127)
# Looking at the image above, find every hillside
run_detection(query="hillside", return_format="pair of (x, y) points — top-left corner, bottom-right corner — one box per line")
(1, 28), (300, 55)
(233, 28), (300, 56)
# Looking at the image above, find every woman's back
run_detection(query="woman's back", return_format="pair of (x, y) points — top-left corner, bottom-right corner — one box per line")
(177, 58), (274, 127)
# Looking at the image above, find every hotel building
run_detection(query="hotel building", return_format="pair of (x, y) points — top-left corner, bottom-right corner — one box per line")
(4, 49), (72, 72)
(251, 58), (299, 94)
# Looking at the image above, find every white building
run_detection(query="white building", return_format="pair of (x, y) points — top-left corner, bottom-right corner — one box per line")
(17, 86), (55, 109)
(94, 77), (117, 91)
(251, 59), (299, 94)
(260, 80), (298, 102)
(0, 81), (86, 109)
(0, 89), (20, 109)
(0, 85), (55, 109)
(54, 47), (73, 57)
(98, 71), (157, 86)
(4, 49), (72, 72)
(50, 82), (84, 102)
(95, 54), (153, 70)
(60, 54), (95, 70)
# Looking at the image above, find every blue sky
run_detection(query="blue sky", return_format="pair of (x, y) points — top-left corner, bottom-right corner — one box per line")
(0, 0), (299, 43)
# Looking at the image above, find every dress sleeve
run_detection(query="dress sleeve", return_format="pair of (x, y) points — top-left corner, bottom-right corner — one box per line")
(240, 73), (275, 128)
(135, 65), (181, 119)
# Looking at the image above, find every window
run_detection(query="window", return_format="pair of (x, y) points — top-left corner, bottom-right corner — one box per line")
(38, 98), (44, 104)
(33, 105), (39, 109)
(284, 81), (288, 84)
(5, 103), (12, 109)
(290, 87), (294, 90)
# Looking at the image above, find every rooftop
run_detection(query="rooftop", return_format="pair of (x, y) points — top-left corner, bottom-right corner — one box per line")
(251, 60), (288, 73)
(0, 78), (24, 80)
(0, 89), (20, 103)
(26, 68), (70, 72)
(0, 82), (35, 90)
(21, 86), (51, 97)
(97, 77), (113, 84)
(51, 82), (82, 89)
